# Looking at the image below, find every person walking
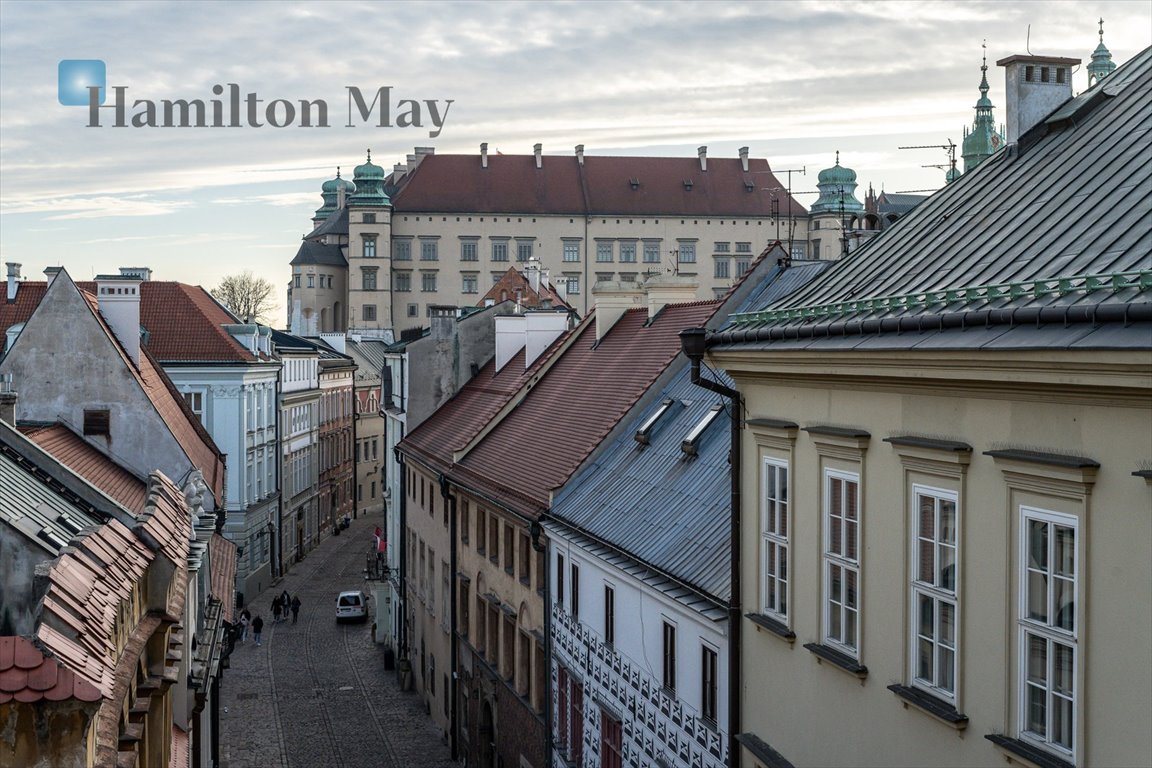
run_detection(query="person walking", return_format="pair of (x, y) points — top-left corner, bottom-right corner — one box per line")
(290, 596), (301, 624)
(252, 615), (264, 646)
(281, 589), (290, 609)
(239, 609), (251, 644)
(272, 595), (283, 624)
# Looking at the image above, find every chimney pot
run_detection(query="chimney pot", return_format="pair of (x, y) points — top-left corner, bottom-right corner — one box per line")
(481, 142), (489, 169)
(698, 146), (707, 172)
(739, 146), (749, 173)
(534, 143), (543, 169)
(575, 144), (585, 165)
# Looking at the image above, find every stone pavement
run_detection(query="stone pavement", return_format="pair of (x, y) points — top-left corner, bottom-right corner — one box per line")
(220, 513), (455, 768)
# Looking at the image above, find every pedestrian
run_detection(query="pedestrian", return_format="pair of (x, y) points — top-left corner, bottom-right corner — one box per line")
(252, 615), (264, 646)
(239, 609), (251, 644)
(281, 590), (290, 614)
(291, 595), (301, 624)
(272, 595), (283, 623)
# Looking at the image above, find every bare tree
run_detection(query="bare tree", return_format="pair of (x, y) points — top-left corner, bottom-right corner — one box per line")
(212, 271), (276, 323)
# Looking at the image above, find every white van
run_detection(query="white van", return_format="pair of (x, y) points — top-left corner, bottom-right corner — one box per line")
(335, 590), (369, 622)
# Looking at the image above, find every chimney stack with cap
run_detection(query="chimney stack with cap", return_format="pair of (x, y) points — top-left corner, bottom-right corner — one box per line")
(575, 144), (584, 166)
(739, 146), (749, 173)
(997, 53), (1080, 144)
(94, 274), (143, 367)
(0, 374), (15, 425)
(698, 146), (707, 172)
(481, 142), (489, 169)
(6, 263), (20, 303)
(534, 143), (543, 169)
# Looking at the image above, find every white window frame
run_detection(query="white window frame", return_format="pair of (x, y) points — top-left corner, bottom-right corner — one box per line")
(761, 457), (789, 622)
(910, 485), (959, 701)
(823, 469), (861, 656)
(1018, 506), (1078, 759)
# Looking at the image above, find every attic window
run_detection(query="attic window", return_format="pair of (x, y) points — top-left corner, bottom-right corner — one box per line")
(83, 409), (110, 436)
(37, 527), (69, 550)
(683, 180), (693, 191)
(744, 181), (755, 192)
(635, 398), (675, 446)
(56, 514), (83, 535)
(681, 404), (724, 457)
(629, 178), (640, 190)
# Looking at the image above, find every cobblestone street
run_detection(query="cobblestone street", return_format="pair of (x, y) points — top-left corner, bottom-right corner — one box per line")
(220, 514), (455, 768)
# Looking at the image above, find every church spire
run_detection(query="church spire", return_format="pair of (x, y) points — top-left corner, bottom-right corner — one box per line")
(1087, 18), (1117, 88)
(961, 41), (1005, 173)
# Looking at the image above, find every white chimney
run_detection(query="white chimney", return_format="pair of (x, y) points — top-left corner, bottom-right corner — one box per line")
(337, 168), (347, 209)
(119, 266), (152, 281)
(997, 54), (1080, 144)
(95, 274), (143, 366)
(524, 312), (567, 368)
(5, 262), (20, 302)
(534, 143), (543, 169)
(44, 266), (61, 288)
(575, 144), (584, 166)
(0, 374), (15, 425)
(393, 163), (408, 180)
(592, 281), (645, 342)
(739, 146), (749, 173)
(643, 275), (699, 320)
(480, 142), (488, 168)
(526, 256), (542, 294)
(698, 146), (707, 172)
(494, 315), (527, 371)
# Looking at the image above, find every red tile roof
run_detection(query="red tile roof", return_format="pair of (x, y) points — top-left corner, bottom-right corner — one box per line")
(21, 423), (148, 511)
(479, 268), (572, 311)
(402, 299), (719, 518)
(392, 154), (808, 218)
(0, 636), (102, 704)
(210, 533), (237, 624)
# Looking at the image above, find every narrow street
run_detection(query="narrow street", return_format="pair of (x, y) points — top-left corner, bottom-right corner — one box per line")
(220, 514), (454, 768)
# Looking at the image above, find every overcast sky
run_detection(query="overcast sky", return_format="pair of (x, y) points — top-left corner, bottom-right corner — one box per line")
(1, 0), (1148, 324)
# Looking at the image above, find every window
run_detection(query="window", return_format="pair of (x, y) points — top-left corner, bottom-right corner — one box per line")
(475, 594), (486, 652)
(421, 272), (437, 292)
(642, 240), (661, 263)
(362, 236), (377, 258)
(461, 501), (470, 545)
(600, 710), (622, 768)
(557, 667), (569, 749)
(702, 645), (718, 723)
(596, 241), (613, 262)
(460, 581), (472, 640)
(714, 241), (730, 253)
(394, 271), (411, 292)
(714, 259), (730, 279)
(912, 486), (958, 699)
(564, 275), (579, 295)
(557, 554), (565, 610)
(518, 630), (531, 695)
(362, 304), (377, 322)
(461, 239), (478, 261)
(791, 242), (806, 260)
(677, 241), (696, 263)
(570, 562), (580, 620)
(420, 239), (438, 261)
(502, 614), (515, 680)
(824, 471), (860, 654)
(519, 532), (530, 583)
(504, 525), (514, 573)
(762, 458), (789, 621)
(293, 274), (300, 288)
(1019, 507), (1078, 756)
(488, 516), (499, 563)
(516, 240), (533, 262)
(491, 240), (509, 261)
(407, 303), (419, 317)
(476, 507), (486, 554)
(307, 274), (315, 288)
(83, 409), (110, 436)
(619, 241), (636, 263)
(362, 270), (377, 290)
(562, 241), (580, 262)
(736, 241), (752, 253)
(183, 392), (204, 423)
(363, 212), (376, 223)
(570, 680), (584, 764)
(393, 239), (411, 260)
(662, 620), (676, 692)
(736, 258), (751, 277)
(462, 274), (478, 294)
(604, 585), (615, 646)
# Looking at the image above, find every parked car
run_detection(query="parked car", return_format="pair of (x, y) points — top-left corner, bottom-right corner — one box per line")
(336, 590), (369, 622)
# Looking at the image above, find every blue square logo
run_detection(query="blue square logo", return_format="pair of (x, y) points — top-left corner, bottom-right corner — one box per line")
(58, 59), (106, 106)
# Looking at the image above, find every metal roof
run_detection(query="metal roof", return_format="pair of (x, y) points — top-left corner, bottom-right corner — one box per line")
(716, 46), (1152, 352)
(290, 239), (347, 267)
(344, 338), (389, 381)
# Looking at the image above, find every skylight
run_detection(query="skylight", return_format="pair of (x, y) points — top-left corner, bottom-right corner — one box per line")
(634, 398), (675, 446)
(681, 404), (724, 457)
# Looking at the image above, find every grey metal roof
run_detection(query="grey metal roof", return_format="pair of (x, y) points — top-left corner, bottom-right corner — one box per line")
(344, 339), (389, 381)
(716, 46), (1152, 352)
(720, 260), (836, 326)
(876, 193), (927, 216)
(550, 363), (735, 606)
(305, 207), (350, 239)
(290, 239), (347, 267)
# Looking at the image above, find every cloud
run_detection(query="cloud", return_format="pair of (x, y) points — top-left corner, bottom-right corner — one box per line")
(1, 195), (193, 220)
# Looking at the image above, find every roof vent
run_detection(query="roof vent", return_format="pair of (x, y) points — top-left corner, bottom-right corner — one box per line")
(683, 180), (693, 191)
(634, 398), (675, 446)
(681, 404), (724, 457)
(629, 178), (640, 190)
(744, 181), (755, 192)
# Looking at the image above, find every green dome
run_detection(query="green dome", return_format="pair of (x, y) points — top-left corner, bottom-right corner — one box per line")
(961, 45), (1004, 173)
(810, 152), (863, 214)
(817, 154), (857, 186)
(321, 169), (356, 195)
(1087, 19), (1116, 86)
(348, 150), (391, 208)
(353, 149), (385, 180)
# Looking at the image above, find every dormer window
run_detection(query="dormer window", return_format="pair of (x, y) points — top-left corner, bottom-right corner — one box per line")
(635, 398), (675, 446)
(37, 527), (69, 549)
(681, 404), (724, 457)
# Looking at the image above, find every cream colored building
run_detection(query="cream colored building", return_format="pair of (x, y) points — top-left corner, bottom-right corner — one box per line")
(701, 45), (1151, 768)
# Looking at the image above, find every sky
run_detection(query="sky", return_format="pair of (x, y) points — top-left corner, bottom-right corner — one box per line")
(1, 0), (1149, 325)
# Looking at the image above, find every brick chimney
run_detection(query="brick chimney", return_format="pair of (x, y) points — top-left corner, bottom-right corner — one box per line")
(997, 54), (1080, 143)
(6, 262), (20, 303)
(534, 143), (543, 169)
(698, 146), (707, 172)
(94, 274), (143, 366)
(592, 281), (645, 342)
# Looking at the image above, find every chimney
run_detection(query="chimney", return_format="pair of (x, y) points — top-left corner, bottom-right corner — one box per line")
(393, 163), (408, 180)
(534, 143), (543, 169)
(526, 256), (542, 294)
(524, 311), (567, 367)
(119, 266), (152, 282)
(575, 144), (584, 166)
(592, 281), (645, 342)
(643, 275), (699, 320)
(494, 315), (527, 371)
(94, 274), (143, 366)
(480, 142), (489, 169)
(429, 304), (456, 339)
(997, 54), (1080, 143)
(337, 172), (347, 209)
(739, 146), (749, 173)
(44, 266), (62, 288)
(0, 374), (15, 425)
(698, 146), (707, 172)
(5, 262), (20, 303)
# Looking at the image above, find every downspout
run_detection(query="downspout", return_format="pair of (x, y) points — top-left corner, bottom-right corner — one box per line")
(394, 446), (408, 658)
(530, 519), (554, 767)
(438, 473), (460, 761)
(353, 387), (360, 519)
(680, 328), (742, 768)
(272, 363), (282, 579)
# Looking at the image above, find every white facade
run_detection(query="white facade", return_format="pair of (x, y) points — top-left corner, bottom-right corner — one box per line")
(278, 350), (320, 571)
(547, 530), (729, 768)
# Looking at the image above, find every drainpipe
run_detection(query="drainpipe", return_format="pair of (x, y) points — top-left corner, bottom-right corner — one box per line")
(394, 446), (408, 658)
(438, 473), (459, 761)
(530, 519), (554, 767)
(679, 327), (741, 768)
(273, 364), (282, 579)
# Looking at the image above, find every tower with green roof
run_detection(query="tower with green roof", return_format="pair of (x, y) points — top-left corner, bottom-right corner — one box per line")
(312, 168), (356, 227)
(961, 44), (1005, 173)
(346, 150), (393, 337)
(1087, 18), (1117, 87)
(809, 152), (864, 259)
